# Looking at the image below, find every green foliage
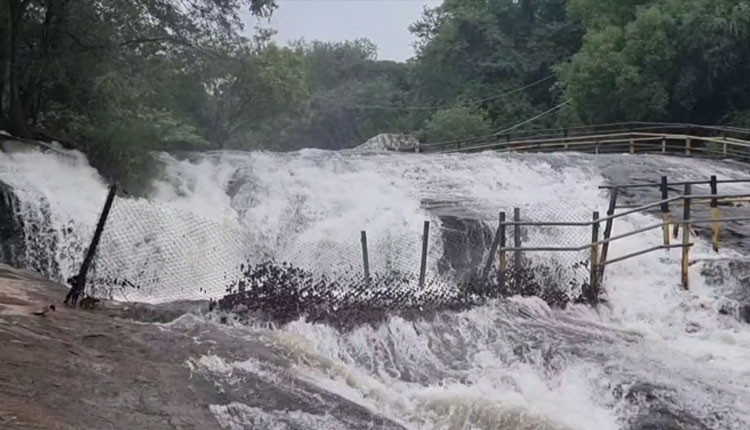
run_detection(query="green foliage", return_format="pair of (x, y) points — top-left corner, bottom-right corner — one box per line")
(252, 39), (413, 150)
(561, 0), (750, 124)
(0, 0), (279, 187)
(4, 0), (750, 192)
(75, 116), (162, 195)
(409, 0), (584, 130)
(421, 107), (492, 143)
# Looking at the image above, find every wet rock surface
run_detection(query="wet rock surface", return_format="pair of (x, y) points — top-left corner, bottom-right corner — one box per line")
(0, 265), (403, 430)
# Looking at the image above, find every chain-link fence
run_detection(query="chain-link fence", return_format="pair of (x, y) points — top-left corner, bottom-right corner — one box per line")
(1, 178), (600, 324)
(63, 190), (598, 326)
(499, 204), (594, 304)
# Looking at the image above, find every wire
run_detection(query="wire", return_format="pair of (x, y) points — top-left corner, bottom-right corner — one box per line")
(422, 99), (572, 148)
(303, 74), (556, 112)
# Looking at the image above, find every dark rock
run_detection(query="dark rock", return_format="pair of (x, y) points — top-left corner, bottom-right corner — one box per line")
(0, 180), (26, 268)
(630, 408), (710, 430)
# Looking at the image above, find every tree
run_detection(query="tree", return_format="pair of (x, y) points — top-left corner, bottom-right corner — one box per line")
(252, 39), (412, 150)
(560, 0), (750, 125)
(421, 106), (492, 143)
(409, 0), (584, 130)
(0, 0), (278, 136)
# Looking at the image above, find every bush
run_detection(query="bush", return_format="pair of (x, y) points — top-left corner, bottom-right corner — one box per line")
(81, 117), (162, 195)
(421, 106), (493, 143)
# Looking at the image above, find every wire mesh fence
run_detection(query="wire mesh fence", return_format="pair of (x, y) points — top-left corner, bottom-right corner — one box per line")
(475, 203), (595, 305)
(69, 190), (597, 326)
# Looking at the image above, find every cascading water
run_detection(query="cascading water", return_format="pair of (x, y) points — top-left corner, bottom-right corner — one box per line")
(1, 144), (749, 429)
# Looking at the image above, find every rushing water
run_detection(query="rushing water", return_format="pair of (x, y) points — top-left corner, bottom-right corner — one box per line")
(1, 144), (749, 429)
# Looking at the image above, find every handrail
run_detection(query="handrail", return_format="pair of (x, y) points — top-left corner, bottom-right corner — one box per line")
(415, 121), (750, 151)
(500, 214), (750, 253)
(494, 186), (750, 302)
(600, 244), (693, 267)
(437, 131), (750, 154)
(501, 193), (750, 228)
(599, 178), (750, 190)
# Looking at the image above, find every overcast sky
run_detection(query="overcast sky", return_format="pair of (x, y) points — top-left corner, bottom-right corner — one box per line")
(250, 0), (442, 62)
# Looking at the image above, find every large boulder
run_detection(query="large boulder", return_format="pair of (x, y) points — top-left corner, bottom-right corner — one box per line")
(356, 133), (420, 152)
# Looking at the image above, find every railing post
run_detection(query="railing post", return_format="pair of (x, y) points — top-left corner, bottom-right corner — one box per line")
(361, 231), (370, 286)
(660, 176), (671, 245)
(661, 137), (666, 153)
(629, 137), (635, 154)
(685, 137), (691, 155)
(710, 175), (721, 252)
(722, 138), (727, 157)
(681, 184), (691, 289)
(513, 208), (522, 287)
(498, 213), (507, 293)
(65, 185), (118, 306)
(419, 221), (430, 287)
(598, 187), (618, 281)
(590, 212), (601, 304)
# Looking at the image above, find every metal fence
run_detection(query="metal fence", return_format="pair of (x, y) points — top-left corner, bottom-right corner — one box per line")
(54, 188), (596, 325)
(9, 174), (748, 321)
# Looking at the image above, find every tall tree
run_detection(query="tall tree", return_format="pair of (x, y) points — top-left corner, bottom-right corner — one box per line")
(560, 0), (750, 125)
(409, 0), (584, 134)
(0, 0), (277, 136)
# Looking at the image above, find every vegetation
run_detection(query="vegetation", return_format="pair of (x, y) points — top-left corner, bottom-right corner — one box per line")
(2, 0), (750, 191)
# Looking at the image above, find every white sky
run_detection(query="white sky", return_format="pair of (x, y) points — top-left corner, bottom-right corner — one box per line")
(250, 0), (442, 62)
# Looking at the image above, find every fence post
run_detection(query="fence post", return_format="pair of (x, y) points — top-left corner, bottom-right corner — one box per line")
(598, 188), (618, 281)
(498, 212), (507, 293)
(685, 137), (691, 155)
(660, 176), (671, 245)
(513, 208), (522, 287)
(419, 221), (430, 287)
(710, 175), (721, 252)
(590, 211), (601, 304)
(482, 212), (504, 280)
(722, 138), (727, 157)
(629, 137), (635, 154)
(661, 137), (666, 153)
(681, 184), (691, 289)
(64, 185), (117, 306)
(360, 231), (370, 286)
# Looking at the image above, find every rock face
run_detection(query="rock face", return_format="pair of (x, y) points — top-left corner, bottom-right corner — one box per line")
(425, 203), (494, 284)
(0, 181), (25, 269)
(0, 265), (404, 430)
(356, 133), (419, 151)
(0, 180), (63, 280)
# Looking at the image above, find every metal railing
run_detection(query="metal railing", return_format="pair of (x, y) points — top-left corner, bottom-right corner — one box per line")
(406, 122), (750, 162)
(487, 176), (750, 303)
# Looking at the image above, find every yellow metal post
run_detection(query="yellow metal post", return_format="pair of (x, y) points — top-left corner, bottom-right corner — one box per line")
(660, 176), (671, 245)
(681, 184), (691, 289)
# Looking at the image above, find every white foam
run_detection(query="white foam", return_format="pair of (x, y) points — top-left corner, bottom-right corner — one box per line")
(210, 402), (350, 430)
(3, 146), (750, 427)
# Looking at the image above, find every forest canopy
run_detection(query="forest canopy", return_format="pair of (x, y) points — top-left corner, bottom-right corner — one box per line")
(2, 0), (750, 189)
